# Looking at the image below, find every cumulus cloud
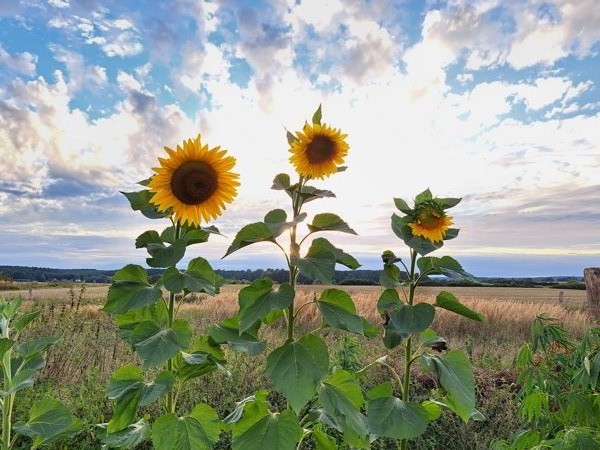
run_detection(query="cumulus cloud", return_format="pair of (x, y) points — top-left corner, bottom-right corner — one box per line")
(0, 0), (598, 272)
(0, 45), (37, 76)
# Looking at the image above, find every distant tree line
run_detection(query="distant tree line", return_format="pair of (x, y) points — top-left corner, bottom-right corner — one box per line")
(0, 265), (585, 289)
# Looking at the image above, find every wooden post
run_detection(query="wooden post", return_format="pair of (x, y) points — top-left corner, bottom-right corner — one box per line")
(584, 268), (600, 322)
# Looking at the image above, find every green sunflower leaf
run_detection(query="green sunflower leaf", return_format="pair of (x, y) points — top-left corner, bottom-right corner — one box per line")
(115, 301), (168, 344)
(367, 397), (429, 439)
(388, 303), (435, 334)
(101, 419), (149, 448)
(297, 185), (336, 203)
(103, 265), (163, 315)
(151, 404), (222, 450)
(308, 213), (357, 235)
(232, 410), (303, 450)
(272, 173), (291, 190)
(425, 350), (476, 422)
(393, 197), (412, 215)
(145, 240), (187, 268)
(238, 279), (294, 333)
(223, 222), (276, 258)
(13, 398), (82, 448)
(208, 317), (266, 356)
(434, 291), (484, 322)
(266, 334), (329, 413)
(437, 197), (462, 208)
(318, 370), (368, 443)
(121, 190), (167, 219)
(414, 188), (433, 203)
(317, 289), (374, 336)
(130, 319), (192, 370)
(312, 104), (322, 125)
(264, 209), (307, 237)
(162, 257), (222, 296)
(376, 288), (402, 315)
(418, 256), (478, 281)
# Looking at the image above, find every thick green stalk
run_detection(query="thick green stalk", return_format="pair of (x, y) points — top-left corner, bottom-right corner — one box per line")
(1, 329), (12, 449)
(286, 179), (304, 342)
(164, 223), (181, 414)
(400, 249), (418, 450)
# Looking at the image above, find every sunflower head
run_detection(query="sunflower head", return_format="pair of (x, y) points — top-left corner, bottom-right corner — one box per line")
(288, 110), (349, 179)
(408, 200), (454, 243)
(391, 189), (461, 255)
(147, 135), (240, 227)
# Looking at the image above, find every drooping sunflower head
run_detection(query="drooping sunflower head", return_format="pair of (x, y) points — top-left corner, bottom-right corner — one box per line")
(408, 200), (454, 243)
(289, 122), (349, 179)
(147, 135), (240, 227)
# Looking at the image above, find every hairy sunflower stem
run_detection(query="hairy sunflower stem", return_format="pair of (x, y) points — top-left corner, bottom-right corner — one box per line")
(165, 223), (182, 414)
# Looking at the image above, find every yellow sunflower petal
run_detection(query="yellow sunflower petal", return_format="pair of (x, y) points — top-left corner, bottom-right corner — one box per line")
(148, 134), (240, 227)
(288, 122), (349, 179)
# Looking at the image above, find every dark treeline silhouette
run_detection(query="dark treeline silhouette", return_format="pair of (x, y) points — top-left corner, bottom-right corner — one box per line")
(0, 265), (585, 289)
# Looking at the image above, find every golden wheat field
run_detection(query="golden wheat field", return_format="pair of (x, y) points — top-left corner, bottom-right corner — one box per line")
(0, 282), (590, 343)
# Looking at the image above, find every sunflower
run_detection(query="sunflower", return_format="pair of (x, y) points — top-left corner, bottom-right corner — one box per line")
(408, 201), (454, 243)
(148, 135), (240, 227)
(289, 122), (349, 179)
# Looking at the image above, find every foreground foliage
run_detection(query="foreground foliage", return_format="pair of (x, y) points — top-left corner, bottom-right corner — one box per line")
(0, 297), (81, 449)
(492, 315), (600, 449)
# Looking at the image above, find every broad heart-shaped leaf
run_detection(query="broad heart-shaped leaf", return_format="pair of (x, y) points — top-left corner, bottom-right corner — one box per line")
(103, 265), (163, 315)
(297, 185), (336, 204)
(145, 240), (187, 268)
(318, 370), (368, 445)
(107, 365), (175, 406)
(379, 263), (404, 289)
(162, 257), (223, 296)
(121, 189), (167, 219)
(130, 319), (192, 370)
(174, 335), (227, 382)
(266, 334), (329, 413)
(1, 369), (37, 396)
(263, 209), (307, 238)
(12, 309), (41, 333)
(293, 237), (359, 284)
(425, 350), (476, 422)
(151, 404), (222, 450)
(378, 291), (408, 348)
(208, 316), (266, 355)
(317, 289), (375, 336)
(271, 173), (291, 190)
(308, 213), (357, 235)
(367, 397), (429, 439)
(376, 288), (402, 315)
(115, 301), (168, 344)
(434, 291), (485, 322)
(13, 398), (82, 448)
(418, 255), (477, 282)
(106, 366), (175, 433)
(388, 302), (435, 334)
(238, 279), (294, 333)
(15, 335), (60, 359)
(101, 419), (149, 449)
(223, 222), (276, 258)
(232, 410), (303, 450)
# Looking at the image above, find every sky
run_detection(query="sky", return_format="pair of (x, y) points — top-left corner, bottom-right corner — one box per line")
(0, 0), (599, 278)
